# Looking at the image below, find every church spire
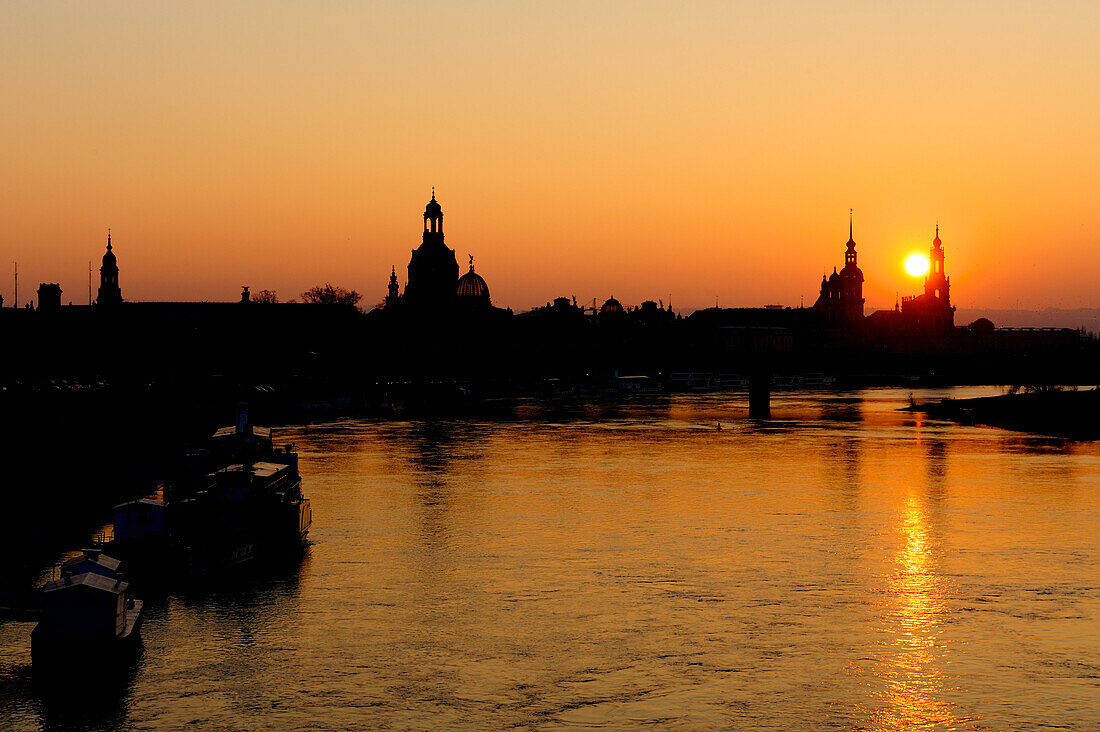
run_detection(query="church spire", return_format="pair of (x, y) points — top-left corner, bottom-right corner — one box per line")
(845, 209), (857, 263)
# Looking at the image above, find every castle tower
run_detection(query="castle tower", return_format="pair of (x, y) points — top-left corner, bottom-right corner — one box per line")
(97, 231), (122, 306)
(839, 210), (865, 322)
(815, 211), (865, 325)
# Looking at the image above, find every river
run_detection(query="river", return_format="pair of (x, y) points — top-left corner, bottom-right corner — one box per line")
(2, 387), (1098, 730)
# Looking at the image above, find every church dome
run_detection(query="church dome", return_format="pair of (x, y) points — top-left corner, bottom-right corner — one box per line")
(600, 297), (624, 314)
(456, 264), (489, 300)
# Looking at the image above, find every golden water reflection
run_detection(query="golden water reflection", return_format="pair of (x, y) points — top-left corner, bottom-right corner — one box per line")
(872, 481), (974, 730)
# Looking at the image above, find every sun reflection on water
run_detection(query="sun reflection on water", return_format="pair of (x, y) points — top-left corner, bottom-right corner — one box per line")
(871, 488), (975, 730)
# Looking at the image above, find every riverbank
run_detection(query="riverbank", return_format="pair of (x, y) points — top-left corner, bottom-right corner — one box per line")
(910, 388), (1100, 439)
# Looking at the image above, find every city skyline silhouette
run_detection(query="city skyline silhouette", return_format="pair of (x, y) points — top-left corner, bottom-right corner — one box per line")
(2, 3), (1098, 311)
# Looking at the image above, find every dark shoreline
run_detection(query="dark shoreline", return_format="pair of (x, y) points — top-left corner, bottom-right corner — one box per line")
(908, 388), (1100, 440)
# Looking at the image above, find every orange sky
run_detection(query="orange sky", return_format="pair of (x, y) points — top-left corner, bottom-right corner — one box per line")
(1, 1), (1098, 312)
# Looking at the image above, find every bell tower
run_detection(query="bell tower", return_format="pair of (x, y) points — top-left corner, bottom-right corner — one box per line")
(924, 224), (950, 306)
(97, 230), (122, 306)
(423, 187), (443, 242)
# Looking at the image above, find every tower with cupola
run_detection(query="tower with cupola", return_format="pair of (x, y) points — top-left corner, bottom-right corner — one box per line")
(403, 189), (459, 307)
(97, 231), (122, 306)
(900, 224), (956, 331)
(924, 224), (950, 308)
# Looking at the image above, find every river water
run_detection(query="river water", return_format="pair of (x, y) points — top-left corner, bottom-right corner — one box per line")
(1, 388), (1098, 730)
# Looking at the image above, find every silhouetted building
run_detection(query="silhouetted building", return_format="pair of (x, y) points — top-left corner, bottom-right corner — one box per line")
(456, 256), (491, 308)
(631, 300), (677, 327)
(599, 297), (624, 315)
(97, 232), (122, 306)
(900, 225), (955, 331)
(813, 213), (864, 326)
(384, 266), (401, 310)
(403, 190), (459, 308)
(37, 283), (62, 312)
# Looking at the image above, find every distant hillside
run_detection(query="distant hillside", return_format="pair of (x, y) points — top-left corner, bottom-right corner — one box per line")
(955, 308), (1100, 334)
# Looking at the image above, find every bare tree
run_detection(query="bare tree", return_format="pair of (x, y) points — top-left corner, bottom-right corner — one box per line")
(1007, 383), (1069, 395)
(254, 289), (278, 303)
(300, 283), (362, 307)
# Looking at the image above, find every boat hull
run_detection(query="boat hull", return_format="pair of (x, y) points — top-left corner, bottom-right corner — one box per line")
(31, 599), (144, 667)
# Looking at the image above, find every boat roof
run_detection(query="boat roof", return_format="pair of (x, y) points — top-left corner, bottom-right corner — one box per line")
(43, 573), (128, 595)
(112, 497), (166, 510)
(211, 425), (272, 440)
(216, 461), (288, 478)
(60, 553), (121, 573)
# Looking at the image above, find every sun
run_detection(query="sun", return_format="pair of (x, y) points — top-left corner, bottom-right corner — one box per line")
(905, 254), (930, 277)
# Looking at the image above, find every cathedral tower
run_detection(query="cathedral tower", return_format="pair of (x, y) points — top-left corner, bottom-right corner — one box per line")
(899, 224), (956, 331)
(924, 224), (950, 307)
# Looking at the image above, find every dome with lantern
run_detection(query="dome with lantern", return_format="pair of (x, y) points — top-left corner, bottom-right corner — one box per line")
(456, 256), (490, 302)
(599, 297), (624, 314)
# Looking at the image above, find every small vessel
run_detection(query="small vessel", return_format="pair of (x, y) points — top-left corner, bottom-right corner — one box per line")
(31, 553), (143, 664)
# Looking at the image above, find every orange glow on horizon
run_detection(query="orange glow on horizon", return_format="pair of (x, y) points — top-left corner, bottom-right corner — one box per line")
(1, 3), (1098, 312)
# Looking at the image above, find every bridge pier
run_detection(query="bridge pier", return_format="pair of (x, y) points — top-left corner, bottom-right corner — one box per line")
(749, 370), (771, 419)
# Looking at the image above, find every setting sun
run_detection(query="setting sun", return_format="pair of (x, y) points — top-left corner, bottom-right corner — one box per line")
(906, 254), (930, 277)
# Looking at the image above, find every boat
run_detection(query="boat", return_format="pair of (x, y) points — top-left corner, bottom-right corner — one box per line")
(105, 413), (311, 574)
(31, 554), (143, 664)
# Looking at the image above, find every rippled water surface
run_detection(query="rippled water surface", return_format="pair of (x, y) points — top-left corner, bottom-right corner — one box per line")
(2, 388), (1099, 730)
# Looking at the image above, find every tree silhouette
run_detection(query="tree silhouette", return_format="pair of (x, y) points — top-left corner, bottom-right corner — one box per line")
(300, 283), (362, 307)
(254, 289), (278, 303)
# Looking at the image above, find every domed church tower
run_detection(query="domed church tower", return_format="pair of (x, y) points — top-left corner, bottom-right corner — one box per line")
(97, 231), (122, 306)
(404, 189), (459, 308)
